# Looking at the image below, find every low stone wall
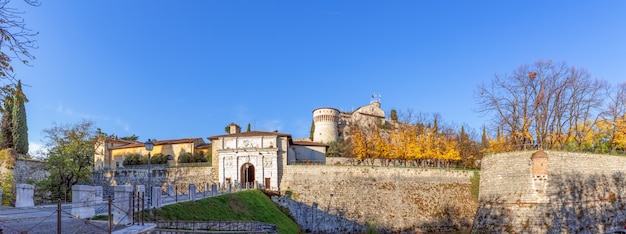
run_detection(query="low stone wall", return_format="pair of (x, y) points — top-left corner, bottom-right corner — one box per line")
(92, 166), (214, 197)
(475, 151), (626, 233)
(155, 220), (276, 233)
(277, 165), (476, 233)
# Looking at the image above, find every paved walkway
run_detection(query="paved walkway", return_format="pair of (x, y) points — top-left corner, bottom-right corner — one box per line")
(0, 190), (227, 234)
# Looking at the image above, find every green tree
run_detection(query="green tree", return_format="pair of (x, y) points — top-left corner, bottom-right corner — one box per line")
(39, 120), (97, 202)
(246, 123), (251, 132)
(309, 120), (315, 141)
(0, 0), (39, 89)
(120, 134), (139, 141)
(11, 80), (27, 154)
(326, 137), (352, 157)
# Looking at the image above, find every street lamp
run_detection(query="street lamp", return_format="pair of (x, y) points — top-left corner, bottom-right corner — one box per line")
(145, 139), (154, 213)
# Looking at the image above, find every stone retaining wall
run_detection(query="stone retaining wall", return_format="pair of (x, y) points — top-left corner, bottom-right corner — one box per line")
(277, 165), (476, 233)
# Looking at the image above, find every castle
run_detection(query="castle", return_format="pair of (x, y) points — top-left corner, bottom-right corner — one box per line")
(312, 96), (387, 143)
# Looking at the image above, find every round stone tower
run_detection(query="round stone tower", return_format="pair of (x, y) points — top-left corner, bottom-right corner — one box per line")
(312, 107), (340, 143)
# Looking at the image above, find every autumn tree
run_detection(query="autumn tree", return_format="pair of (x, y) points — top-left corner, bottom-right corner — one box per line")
(39, 120), (98, 202)
(476, 60), (605, 150)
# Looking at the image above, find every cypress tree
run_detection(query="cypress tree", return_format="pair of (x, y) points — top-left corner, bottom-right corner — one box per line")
(309, 120), (315, 141)
(481, 125), (490, 150)
(0, 86), (14, 150)
(246, 123), (251, 132)
(390, 109), (398, 121)
(12, 80), (28, 154)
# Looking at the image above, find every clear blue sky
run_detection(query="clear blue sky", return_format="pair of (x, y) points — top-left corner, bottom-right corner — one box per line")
(10, 1), (625, 155)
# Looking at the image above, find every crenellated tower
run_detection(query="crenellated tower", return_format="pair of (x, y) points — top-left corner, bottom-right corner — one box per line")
(312, 107), (340, 143)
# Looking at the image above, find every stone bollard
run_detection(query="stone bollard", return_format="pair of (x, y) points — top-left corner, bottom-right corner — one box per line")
(167, 184), (174, 196)
(152, 186), (162, 209)
(15, 183), (34, 208)
(212, 183), (218, 196)
(71, 185), (96, 219)
(113, 185), (133, 225)
(188, 184), (196, 201)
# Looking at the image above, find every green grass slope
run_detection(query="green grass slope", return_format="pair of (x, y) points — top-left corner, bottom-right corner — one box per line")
(153, 189), (300, 233)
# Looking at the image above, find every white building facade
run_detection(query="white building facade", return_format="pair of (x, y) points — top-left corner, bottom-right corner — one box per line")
(209, 125), (327, 191)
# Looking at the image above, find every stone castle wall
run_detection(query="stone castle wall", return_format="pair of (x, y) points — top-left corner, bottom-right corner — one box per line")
(14, 160), (49, 183)
(276, 165), (477, 233)
(475, 151), (626, 233)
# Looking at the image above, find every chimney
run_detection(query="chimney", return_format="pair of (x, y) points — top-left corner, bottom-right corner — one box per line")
(229, 123), (240, 134)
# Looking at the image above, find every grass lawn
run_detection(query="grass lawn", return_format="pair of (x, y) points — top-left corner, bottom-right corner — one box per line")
(153, 189), (300, 233)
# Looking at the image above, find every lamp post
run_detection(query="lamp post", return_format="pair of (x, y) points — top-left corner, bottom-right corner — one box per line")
(145, 139), (154, 214)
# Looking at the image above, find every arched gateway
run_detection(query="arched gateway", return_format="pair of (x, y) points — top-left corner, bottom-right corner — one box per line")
(240, 163), (255, 189)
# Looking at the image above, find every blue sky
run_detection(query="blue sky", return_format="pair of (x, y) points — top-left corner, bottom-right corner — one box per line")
(9, 1), (625, 155)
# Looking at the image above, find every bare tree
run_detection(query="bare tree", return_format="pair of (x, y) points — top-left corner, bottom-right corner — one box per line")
(476, 60), (604, 150)
(0, 0), (39, 92)
(601, 82), (626, 152)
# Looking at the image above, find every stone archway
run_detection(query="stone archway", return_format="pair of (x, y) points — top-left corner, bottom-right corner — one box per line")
(240, 163), (255, 189)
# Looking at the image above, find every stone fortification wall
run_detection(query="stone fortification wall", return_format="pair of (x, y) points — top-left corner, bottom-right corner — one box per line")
(476, 151), (626, 233)
(276, 165), (476, 233)
(93, 166), (214, 197)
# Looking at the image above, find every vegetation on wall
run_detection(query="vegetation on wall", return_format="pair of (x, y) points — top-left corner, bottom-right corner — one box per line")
(123, 153), (168, 165)
(0, 149), (15, 205)
(470, 170), (480, 202)
(178, 151), (209, 163)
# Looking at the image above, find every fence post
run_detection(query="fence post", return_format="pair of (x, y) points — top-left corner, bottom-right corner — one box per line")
(108, 196), (112, 234)
(57, 199), (61, 234)
(131, 193), (135, 225)
(141, 192), (145, 226)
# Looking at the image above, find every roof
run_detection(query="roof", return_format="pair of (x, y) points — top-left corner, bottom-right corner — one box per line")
(105, 138), (138, 145)
(110, 138), (205, 150)
(207, 131), (291, 140)
(196, 143), (211, 149)
(291, 140), (328, 147)
(531, 149), (548, 159)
